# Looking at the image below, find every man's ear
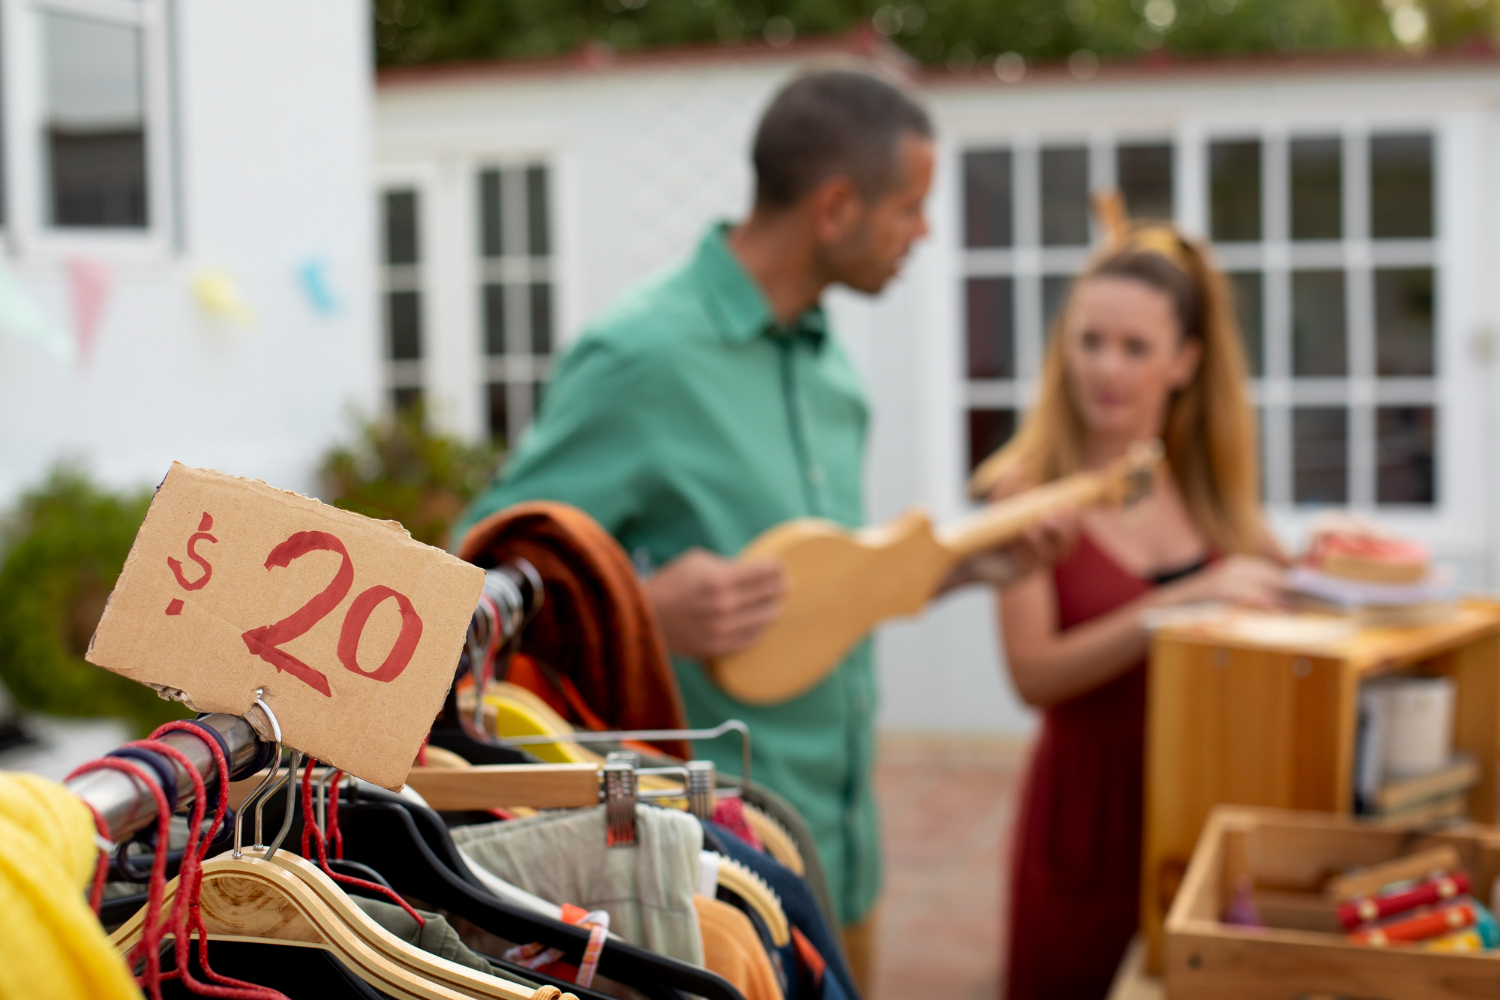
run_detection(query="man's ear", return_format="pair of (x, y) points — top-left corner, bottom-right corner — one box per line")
(807, 175), (862, 243)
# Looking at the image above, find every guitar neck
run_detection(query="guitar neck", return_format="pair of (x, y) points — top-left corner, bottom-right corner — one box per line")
(937, 471), (1113, 560)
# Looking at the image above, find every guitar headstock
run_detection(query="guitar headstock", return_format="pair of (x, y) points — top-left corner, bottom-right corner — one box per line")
(1105, 439), (1164, 507)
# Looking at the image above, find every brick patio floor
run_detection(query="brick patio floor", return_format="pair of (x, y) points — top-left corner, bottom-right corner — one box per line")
(869, 734), (1029, 1000)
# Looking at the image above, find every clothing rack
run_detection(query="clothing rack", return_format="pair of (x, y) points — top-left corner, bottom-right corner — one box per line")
(66, 564), (543, 845)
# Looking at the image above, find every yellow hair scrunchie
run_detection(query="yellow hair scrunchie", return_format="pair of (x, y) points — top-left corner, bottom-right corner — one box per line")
(0, 771), (141, 1000)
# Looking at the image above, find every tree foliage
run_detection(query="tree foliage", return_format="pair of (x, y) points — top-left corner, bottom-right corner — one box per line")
(374, 0), (1498, 69)
(319, 405), (502, 550)
(0, 466), (186, 735)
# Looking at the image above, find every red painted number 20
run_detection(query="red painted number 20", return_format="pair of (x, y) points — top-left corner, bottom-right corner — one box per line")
(241, 531), (423, 698)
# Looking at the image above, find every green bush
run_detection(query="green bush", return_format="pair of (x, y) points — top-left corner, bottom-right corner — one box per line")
(0, 465), (188, 735)
(320, 405), (502, 549)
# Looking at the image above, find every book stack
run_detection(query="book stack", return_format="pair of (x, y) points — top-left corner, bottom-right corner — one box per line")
(1354, 676), (1470, 826)
(1332, 846), (1500, 952)
(1290, 519), (1458, 627)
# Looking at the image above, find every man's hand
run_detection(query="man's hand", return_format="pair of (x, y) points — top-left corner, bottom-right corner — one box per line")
(939, 512), (1079, 593)
(643, 548), (787, 660)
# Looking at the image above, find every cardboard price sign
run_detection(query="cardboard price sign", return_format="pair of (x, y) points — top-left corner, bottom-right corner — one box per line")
(88, 463), (485, 789)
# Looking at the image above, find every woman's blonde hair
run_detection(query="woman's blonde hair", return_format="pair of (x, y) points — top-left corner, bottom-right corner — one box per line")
(968, 213), (1265, 555)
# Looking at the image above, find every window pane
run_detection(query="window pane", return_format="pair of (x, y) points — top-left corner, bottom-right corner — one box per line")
(965, 277), (1014, 379)
(1210, 140), (1261, 242)
(479, 169), (503, 258)
(487, 382), (509, 444)
(1291, 270), (1347, 377)
(1041, 146), (1090, 246)
(1378, 406), (1435, 505)
(1043, 274), (1073, 334)
(532, 378), (547, 420)
(482, 283), (505, 356)
(1229, 271), (1263, 377)
(45, 13), (146, 227)
(968, 409), (1015, 474)
(1371, 133), (1433, 239)
(385, 190), (418, 265)
(1290, 136), (1342, 241)
(526, 166), (550, 257)
(387, 290), (421, 361)
(963, 150), (1012, 248)
(392, 387), (422, 416)
(1294, 407), (1348, 504)
(1375, 268), (1434, 377)
(529, 282), (552, 354)
(1117, 143), (1174, 221)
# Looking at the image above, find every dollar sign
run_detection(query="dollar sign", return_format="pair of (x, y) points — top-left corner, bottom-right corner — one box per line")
(168, 512), (218, 591)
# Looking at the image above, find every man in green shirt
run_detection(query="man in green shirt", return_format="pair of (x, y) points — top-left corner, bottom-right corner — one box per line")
(456, 71), (1055, 978)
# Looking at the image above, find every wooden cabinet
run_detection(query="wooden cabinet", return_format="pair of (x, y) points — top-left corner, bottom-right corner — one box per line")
(1141, 601), (1500, 971)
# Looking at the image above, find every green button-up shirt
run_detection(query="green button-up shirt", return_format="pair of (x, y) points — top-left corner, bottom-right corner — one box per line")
(455, 223), (880, 924)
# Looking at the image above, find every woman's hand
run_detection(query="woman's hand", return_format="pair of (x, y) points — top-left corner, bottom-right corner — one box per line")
(1174, 554), (1287, 609)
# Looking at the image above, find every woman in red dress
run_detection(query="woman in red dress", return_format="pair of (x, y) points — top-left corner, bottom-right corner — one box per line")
(971, 215), (1286, 999)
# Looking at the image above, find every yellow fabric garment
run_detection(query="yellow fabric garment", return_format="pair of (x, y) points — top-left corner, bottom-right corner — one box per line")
(693, 895), (784, 1000)
(0, 771), (142, 1000)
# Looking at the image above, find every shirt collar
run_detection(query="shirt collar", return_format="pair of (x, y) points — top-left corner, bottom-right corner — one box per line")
(697, 222), (826, 348)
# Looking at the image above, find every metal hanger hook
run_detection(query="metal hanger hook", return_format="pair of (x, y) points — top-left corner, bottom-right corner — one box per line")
(233, 694), (283, 859)
(262, 750), (304, 861)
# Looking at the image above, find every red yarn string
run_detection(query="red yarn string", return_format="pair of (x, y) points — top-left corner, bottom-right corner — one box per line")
(323, 769), (345, 861)
(298, 758), (425, 927)
(66, 756), (173, 1000)
(145, 722), (286, 1000)
(78, 798), (111, 915)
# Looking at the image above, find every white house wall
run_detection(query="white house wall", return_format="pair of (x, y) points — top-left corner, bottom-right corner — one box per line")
(379, 55), (1500, 736)
(0, 0), (376, 504)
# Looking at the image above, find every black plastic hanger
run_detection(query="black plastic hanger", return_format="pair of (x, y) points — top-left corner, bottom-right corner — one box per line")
(258, 787), (740, 1000)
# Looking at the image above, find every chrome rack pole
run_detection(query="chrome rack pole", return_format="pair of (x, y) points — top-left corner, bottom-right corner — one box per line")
(62, 712), (270, 844)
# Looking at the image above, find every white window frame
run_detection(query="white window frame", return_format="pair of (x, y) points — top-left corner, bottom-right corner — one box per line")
(1, 0), (175, 261)
(955, 113), (1481, 571)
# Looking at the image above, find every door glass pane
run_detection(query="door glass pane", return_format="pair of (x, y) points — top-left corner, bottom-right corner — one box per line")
(1228, 271), (1263, 377)
(45, 13), (146, 227)
(963, 150), (1012, 248)
(1371, 133), (1433, 239)
(479, 169), (503, 258)
(482, 284), (505, 356)
(532, 378), (547, 420)
(1041, 146), (1090, 246)
(1375, 267), (1434, 377)
(965, 277), (1014, 379)
(393, 387), (422, 415)
(526, 166), (550, 257)
(1377, 406), (1435, 504)
(1294, 406), (1348, 504)
(1210, 140), (1261, 242)
(385, 190), (419, 265)
(968, 409), (1015, 474)
(529, 282), (552, 354)
(1043, 274), (1073, 334)
(487, 382), (509, 444)
(1290, 136), (1342, 241)
(387, 291), (421, 361)
(1117, 143), (1174, 221)
(1292, 270), (1347, 377)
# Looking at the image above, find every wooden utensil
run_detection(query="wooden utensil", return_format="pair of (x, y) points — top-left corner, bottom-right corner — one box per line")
(708, 440), (1163, 705)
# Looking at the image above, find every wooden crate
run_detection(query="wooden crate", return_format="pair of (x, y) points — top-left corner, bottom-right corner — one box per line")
(1142, 601), (1500, 971)
(1165, 806), (1500, 999)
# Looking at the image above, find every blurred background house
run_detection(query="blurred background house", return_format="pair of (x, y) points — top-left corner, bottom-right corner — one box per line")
(374, 26), (1500, 738)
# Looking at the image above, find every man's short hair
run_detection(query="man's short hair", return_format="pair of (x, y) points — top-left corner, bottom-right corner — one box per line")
(752, 69), (933, 209)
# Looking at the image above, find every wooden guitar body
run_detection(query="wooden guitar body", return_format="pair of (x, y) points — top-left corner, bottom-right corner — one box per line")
(709, 440), (1163, 706)
(707, 510), (955, 705)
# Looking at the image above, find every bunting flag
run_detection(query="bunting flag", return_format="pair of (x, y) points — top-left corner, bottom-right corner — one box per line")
(65, 256), (112, 364)
(0, 258), (72, 363)
(297, 257), (339, 316)
(191, 268), (255, 327)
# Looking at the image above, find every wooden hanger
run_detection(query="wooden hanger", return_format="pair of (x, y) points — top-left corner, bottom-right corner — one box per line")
(710, 440), (1163, 705)
(405, 748), (793, 944)
(109, 849), (569, 1000)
